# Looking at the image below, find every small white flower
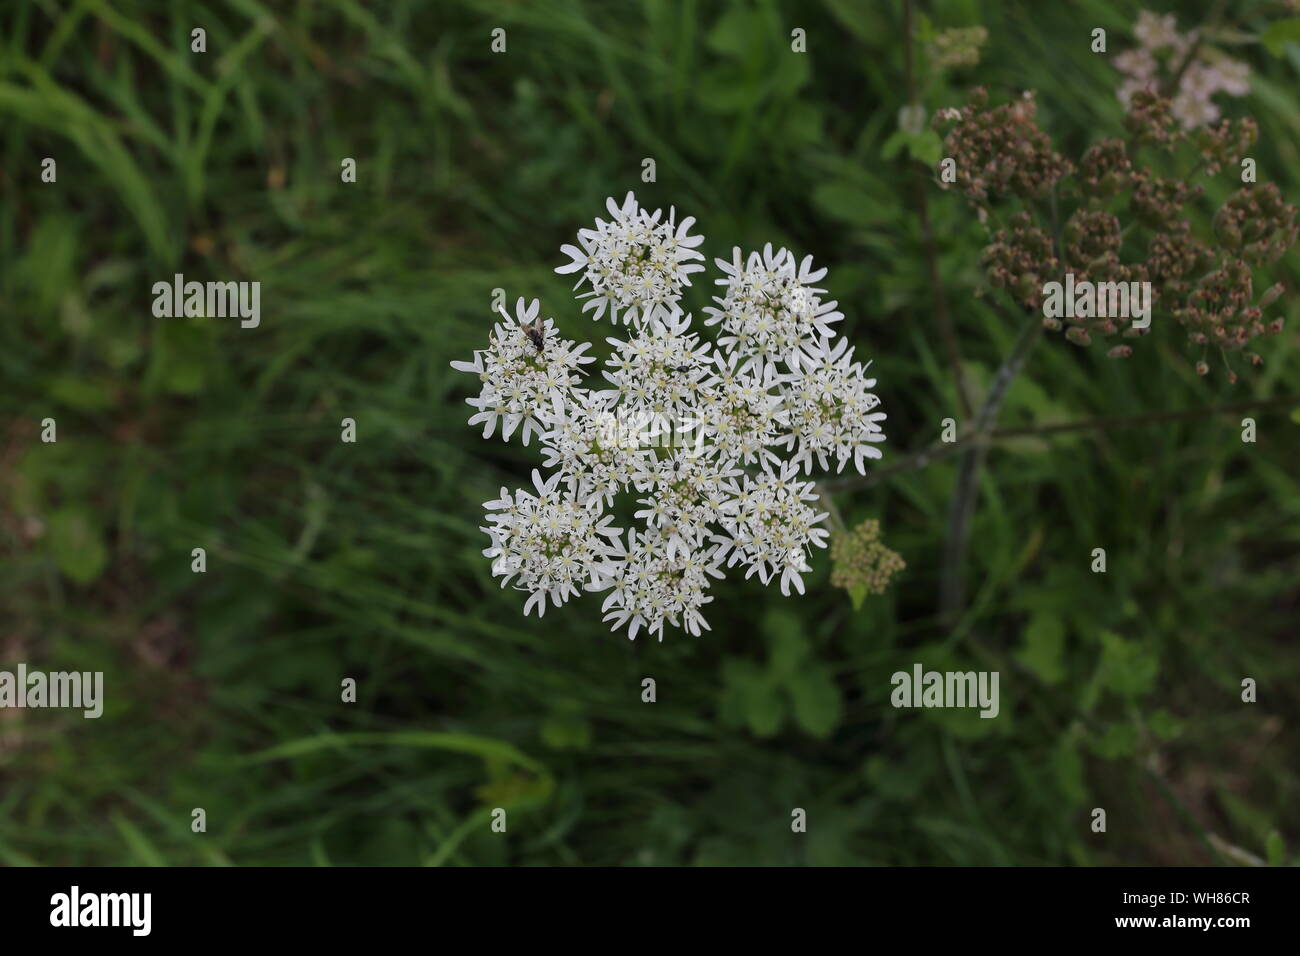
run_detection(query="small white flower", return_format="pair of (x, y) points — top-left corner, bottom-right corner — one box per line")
(555, 191), (705, 327)
(1114, 48), (1156, 83)
(481, 469), (623, 616)
(714, 459), (830, 596)
(703, 244), (843, 373)
(1212, 58), (1251, 98)
(630, 447), (739, 564)
(782, 336), (887, 474)
(695, 350), (788, 465)
(1116, 13), (1251, 129)
(600, 527), (725, 640)
(1172, 92), (1220, 130)
(450, 297), (594, 445)
(601, 310), (714, 421)
(1133, 11), (1181, 51)
(539, 391), (649, 505)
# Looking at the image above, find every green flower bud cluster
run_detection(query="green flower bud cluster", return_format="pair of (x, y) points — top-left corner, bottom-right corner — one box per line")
(830, 519), (905, 599)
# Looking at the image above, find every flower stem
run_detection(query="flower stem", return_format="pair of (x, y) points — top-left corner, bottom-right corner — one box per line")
(1164, 0), (1229, 98)
(939, 313), (1043, 620)
(991, 393), (1300, 438)
(823, 392), (1300, 494)
(904, 0), (973, 420)
(813, 481), (847, 533)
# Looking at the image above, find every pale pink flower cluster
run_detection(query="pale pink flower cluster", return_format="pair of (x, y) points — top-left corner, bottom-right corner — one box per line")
(1116, 10), (1250, 129)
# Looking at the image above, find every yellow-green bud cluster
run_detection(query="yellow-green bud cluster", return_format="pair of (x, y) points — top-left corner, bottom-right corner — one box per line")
(830, 519), (905, 598)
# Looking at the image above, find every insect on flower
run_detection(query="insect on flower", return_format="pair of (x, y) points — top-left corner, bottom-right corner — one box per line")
(520, 317), (546, 353)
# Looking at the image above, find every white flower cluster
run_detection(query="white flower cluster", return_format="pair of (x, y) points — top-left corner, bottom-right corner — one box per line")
(556, 191), (705, 326)
(1116, 10), (1249, 129)
(450, 298), (595, 445)
(453, 193), (887, 640)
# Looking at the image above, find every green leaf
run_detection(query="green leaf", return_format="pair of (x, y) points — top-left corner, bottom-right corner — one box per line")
(719, 659), (785, 736)
(764, 608), (809, 679)
(540, 713), (592, 751)
(780, 104), (823, 145)
(1052, 740), (1087, 805)
(806, 812), (856, 865)
(706, 6), (759, 56)
(1147, 709), (1184, 740)
(1097, 631), (1158, 699)
(49, 505), (108, 584)
(880, 129), (909, 161)
(243, 731), (549, 776)
(788, 663), (842, 738)
(863, 753), (925, 802)
(1090, 721), (1138, 759)
(148, 320), (211, 396)
(19, 214), (79, 315)
(1266, 830), (1286, 866)
(47, 375), (116, 412)
(111, 812), (165, 867)
(1218, 790), (1275, 845)
(770, 46), (811, 96)
(696, 65), (757, 113)
(811, 179), (892, 227)
(1260, 18), (1300, 56)
(746, 680), (787, 737)
(822, 0), (882, 43)
(881, 130), (943, 166)
(1016, 613), (1066, 684)
(847, 583), (867, 611)
(905, 130), (943, 166)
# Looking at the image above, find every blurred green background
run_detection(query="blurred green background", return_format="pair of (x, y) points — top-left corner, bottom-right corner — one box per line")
(2, 0), (1298, 866)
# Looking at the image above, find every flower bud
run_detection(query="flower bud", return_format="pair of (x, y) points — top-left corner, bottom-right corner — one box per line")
(1258, 283), (1284, 309)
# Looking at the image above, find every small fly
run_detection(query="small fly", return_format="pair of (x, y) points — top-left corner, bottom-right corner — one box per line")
(500, 304), (546, 354)
(523, 323), (546, 352)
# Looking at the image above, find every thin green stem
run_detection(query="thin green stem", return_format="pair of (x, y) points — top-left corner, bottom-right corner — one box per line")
(1164, 0), (1229, 99)
(904, 0), (973, 420)
(822, 392), (1300, 493)
(939, 312), (1043, 619)
(991, 393), (1300, 438)
(813, 481), (847, 533)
